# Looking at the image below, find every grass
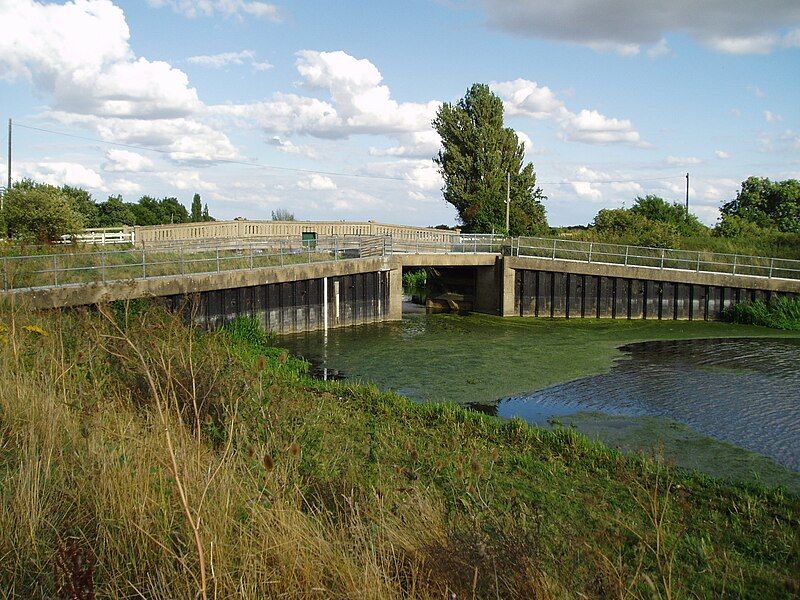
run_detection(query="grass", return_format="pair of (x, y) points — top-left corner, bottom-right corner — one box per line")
(0, 304), (798, 598)
(723, 296), (800, 331)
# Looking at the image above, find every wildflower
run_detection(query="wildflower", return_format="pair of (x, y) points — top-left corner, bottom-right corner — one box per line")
(22, 324), (47, 336)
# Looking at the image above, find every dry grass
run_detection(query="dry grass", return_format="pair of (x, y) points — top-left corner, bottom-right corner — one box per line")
(0, 303), (798, 598)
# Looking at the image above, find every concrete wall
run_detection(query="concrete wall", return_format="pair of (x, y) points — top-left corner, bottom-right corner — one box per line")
(514, 269), (798, 321)
(165, 270), (390, 334)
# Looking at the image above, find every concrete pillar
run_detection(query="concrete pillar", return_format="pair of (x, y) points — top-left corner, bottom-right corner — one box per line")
(499, 256), (516, 317)
(387, 267), (403, 321)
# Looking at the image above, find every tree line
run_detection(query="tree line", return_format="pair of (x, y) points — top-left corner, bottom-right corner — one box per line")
(0, 179), (214, 243)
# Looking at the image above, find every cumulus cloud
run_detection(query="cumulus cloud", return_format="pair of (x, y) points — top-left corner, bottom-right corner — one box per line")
(17, 161), (105, 189)
(158, 170), (218, 191)
(267, 137), (319, 159)
(491, 79), (642, 146)
(478, 0), (800, 55)
(147, 0), (280, 21)
(647, 38), (672, 59)
(297, 174), (337, 191)
(0, 0), (238, 163)
(114, 178), (143, 194)
(102, 149), (155, 172)
(715, 150), (730, 159)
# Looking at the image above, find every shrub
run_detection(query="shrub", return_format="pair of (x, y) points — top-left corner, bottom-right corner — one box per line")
(723, 296), (800, 330)
(3, 184), (84, 243)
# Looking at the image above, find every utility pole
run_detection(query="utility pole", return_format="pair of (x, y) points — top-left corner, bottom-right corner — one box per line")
(4, 118), (10, 209)
(505, 171), (510, 235)
(685, 172), (690, 215)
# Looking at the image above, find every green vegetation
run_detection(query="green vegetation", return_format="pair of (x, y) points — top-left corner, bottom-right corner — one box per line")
(402, 268), (428, 295)
(434, 83), (548, 236)
(271, 208), (296, 221)
(2, 183), (84, 243)
(557, 189), (800, 260)
(723, 297), (800, 331)
(1, 305), (798, 598)
(721, 176), (799, 233)
(0, 179), (215, 242)
(282, 315), (800, 405)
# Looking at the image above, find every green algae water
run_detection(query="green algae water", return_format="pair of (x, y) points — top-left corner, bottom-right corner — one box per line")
(281, 312), (800, 489)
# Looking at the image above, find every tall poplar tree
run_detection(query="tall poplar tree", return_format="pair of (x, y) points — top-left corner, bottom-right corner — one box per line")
(433, 83), (547, 235)
(191, 193), (202, 222)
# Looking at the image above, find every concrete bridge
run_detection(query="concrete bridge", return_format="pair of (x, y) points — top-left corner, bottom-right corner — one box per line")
(3, 226), (799, 334)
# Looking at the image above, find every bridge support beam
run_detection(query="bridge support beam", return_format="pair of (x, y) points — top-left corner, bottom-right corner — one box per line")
(388, 265), (404, 321)
(499, 257), (517, 317)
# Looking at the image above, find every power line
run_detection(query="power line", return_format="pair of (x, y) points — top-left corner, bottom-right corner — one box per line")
(14, 122), (686, 187)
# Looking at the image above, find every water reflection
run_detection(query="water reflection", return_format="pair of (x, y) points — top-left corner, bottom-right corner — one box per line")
(495, 338), (800, 471)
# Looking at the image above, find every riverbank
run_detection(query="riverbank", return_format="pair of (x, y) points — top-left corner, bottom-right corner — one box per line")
(1, 305), (798, 598)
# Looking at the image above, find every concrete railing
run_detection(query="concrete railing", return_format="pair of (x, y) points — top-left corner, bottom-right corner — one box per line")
(125, 220), (460, 247)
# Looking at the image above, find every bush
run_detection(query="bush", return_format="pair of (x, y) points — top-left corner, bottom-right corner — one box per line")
(2, 184), (84, 243)
(723, 296), (800, 330)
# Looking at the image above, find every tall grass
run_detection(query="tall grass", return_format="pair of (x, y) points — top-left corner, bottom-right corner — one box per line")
(723, 296), (800, 331)
(0, 303), (798, 598)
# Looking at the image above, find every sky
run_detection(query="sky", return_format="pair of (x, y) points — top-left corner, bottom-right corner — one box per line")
(0, 0), (798, 228)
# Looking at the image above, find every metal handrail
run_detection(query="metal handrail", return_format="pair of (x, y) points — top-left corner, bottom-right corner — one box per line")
(2, 234), (799, 292)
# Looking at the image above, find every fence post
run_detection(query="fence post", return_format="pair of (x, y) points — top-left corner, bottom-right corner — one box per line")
(624, 246), (629, 266)
(732, 254), (737, 275)
(588, 242), (593, 263)
(53, 255), (59, 286)
(334, 237), (338, 261)
(769, 257), (774, 279)
(141, 248), (146, 278)
(696, 252), (701, 272)
(552, 238), (557, 260)
(660, 249), (665, 269)
(280, 242), (284, 266)
(308, 243), (311, 263)
(216, 248), (220, 272)
(101, 251), (106, 283)
(249, 244), (254, 270)
(180, 246), (185, 275)
(2, 257), (7, 291)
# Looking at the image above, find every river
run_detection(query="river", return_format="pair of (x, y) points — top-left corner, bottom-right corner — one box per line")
(281, 311), (800, 488)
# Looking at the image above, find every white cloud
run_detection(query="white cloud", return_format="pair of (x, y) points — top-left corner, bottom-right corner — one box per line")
(647, 38), (672, 59)
(586, 41), (640, 57)
(297, 174), (337, 191)
(665, 155), (703, 166)
(369, 131), (441, 159)
(571, 181), (603, 200)
(147, 0), (280, 21)
(267, 137), (319, 159)
(188, 50), (273, 71)
(561, 110), (641, 145)
(764, 110), (783, 123)
(707, 34), (778, 55)
(491, 79), (642, 146)
(715, 150), (730, 159)
(478, 0), (800, 55)
(747, 85), (767, 98)
(0, 0), (239, 164)
(188, 50), (253, 68)
(18, 161), (105, 190)
(158, 170), (218, 191)
(114, 178), (143, 194)
(363, 160), (442, 192)
(103, 149), (155, 172)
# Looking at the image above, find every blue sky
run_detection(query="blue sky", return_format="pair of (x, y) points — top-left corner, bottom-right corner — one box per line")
(1, 0), (798, 227)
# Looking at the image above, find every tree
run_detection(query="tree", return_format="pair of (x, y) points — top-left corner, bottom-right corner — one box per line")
(97, 195), (136, 228)
(721, 177), (800, 233)
(61, 185), (100, 228)
(630, 195), (707, 236)
(3, 182), (84, 243)
(271, 208), (295, 221)
(433, 83), (547, 235)
(157, 196), (189, 224)
(191, 193), (202, 221)
(201, 203), (213, 221)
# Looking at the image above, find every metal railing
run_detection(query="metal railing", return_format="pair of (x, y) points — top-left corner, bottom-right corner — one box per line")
(1, 236), (369, 291)
(512, 237), (800, 281)
(2, 234), (798, 292)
